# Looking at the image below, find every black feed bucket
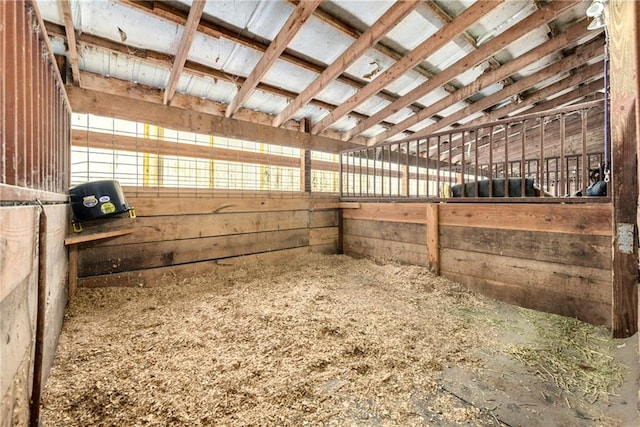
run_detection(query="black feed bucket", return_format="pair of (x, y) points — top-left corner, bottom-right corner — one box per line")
(68, 180), (135, 232)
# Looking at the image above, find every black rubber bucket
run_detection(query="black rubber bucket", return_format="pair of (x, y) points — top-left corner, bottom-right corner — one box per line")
(69, 180), (132, 222)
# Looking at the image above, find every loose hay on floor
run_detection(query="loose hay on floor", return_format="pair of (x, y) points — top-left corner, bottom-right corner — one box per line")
(40, 254), (627, 426)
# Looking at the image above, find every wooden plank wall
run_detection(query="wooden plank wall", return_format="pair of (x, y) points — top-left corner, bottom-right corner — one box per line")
(74, 193), (339, 288)
(342, 202), (613, 326)
(342, 203), (428, 266)
(0, 205), (68, 424)
(1, 1), (72, 423)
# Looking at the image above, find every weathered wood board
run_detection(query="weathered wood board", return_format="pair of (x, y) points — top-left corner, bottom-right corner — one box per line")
(74, 194), (340, 286)
(341, 202), (613, 327)
(0, 204), (68, 421)
(79, 247), (312, 288)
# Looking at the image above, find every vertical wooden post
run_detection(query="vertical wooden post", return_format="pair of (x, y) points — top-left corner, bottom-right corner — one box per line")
(68, 245), (78, 298)
(30, 206), (46, 427)
(426, 203), (439, 275)
(300, 118), (312, 192)
(609, 0), (639, 338)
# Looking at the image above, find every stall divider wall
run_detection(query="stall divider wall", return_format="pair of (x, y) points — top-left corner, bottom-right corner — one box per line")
(342, 202), (612, 327)
(0, 1), (71, 424)
(72, 192), (339, 289)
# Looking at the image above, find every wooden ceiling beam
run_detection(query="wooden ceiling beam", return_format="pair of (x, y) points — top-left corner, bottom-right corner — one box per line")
(449, 118), (606, 166)
(522, 78), (605, 116)
(59, 0), (81, 86)
(66, 86), (358, 154)
(309, 2), (443, 106)
(435, 69), (604, 163)
(272, 0), (420, 127)
(118, 0), (423, 115)
(225, 0), (322, 118)
(44, 21), (383, 131)
(367, 19), (593, 145)
(349, 0), (582, 141)
(310, 0), (505, 134)
(163, 0), (206, 105)
(76, 70), (349, 142)
(464, 60), (604, 129)
(410, 39), (604, 139)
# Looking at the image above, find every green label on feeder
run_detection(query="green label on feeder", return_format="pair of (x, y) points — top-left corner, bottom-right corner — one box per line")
(100, 202), (116, 214)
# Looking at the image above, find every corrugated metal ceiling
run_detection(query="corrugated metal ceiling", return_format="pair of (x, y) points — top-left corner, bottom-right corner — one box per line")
(37, 0), (604, 147)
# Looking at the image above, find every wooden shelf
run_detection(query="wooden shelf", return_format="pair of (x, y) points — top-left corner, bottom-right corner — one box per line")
(65, 228), (136, 245)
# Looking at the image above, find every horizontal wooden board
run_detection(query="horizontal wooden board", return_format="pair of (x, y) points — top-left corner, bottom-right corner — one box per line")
(444, 271), (611, 326)
(341, 203), (428, 224)
(343, 218), (427, 245)
(72, 130), (302, 168)
(75, 210), (310, 247)
(309, 227), (338, 247)
(0, 206), (38, 301)
(439, 203), (612, 236)
(343, 235), (427, 266)
(440, 225), (612, 270)
(78, 229), (310, 276)
(440, 248), (610, 303)
(125, 195), (311, 216)
(79, 247), (312, 288)
(310, 210), (338, 228)
(0, 184), (68, 202)
(65, 228), (137, 245)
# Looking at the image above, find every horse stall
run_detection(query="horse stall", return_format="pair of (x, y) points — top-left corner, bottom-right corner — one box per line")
(2, 0), (640, 425)
(339, 101), (620, 328)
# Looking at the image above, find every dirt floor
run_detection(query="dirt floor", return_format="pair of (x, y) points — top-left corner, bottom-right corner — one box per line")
(41, 253), (638, 426)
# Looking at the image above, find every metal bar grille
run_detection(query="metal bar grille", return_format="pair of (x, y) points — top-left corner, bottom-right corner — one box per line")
(339, 100), (607, 202)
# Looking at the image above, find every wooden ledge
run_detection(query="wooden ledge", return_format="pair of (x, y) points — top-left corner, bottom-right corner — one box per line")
(65, 228), (136, 245)
(338, 202), (361, 209)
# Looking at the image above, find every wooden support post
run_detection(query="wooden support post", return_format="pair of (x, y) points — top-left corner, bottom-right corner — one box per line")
(68, 245), (78, 298)
(300, 118), (312, 192)
(609, 0), (639, 338)
(426, 203), (439, 275)
(30, 207), (46, 427)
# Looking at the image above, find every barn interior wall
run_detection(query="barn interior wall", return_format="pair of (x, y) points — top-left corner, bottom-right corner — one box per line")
(342, 202), (613, 327)
(1, 1), (71, 422)
(72, 192), (339, 289)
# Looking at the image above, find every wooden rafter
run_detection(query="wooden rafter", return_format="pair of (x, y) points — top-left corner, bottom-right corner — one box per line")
(115, 0), (471, 128)
(524, 77), (605, 116)
(44, 20), (401, 139)
(119, 0), (419, 112)
(163, 0), (206, 105)
(475, 64), (604, 125)
(60, 0), (81, 86)
(76, 70), (354, 143)
(348, 0), (582, 142)
(44, 22), (346, 119)
(225, 0), (322, 118)
(272, 0), (420, 127)
(310, 0), (505, 135)
(410, 39), (604, 140)
(304, 1), (442, 110)
(368, 19), (594, 145)
(432, 63), (604, 163)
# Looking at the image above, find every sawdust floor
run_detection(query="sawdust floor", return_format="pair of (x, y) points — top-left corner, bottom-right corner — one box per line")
(41, 254), (638, 426)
